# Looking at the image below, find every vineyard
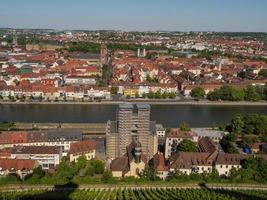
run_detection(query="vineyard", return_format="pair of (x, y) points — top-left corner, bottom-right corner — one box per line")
(0, 188), (266, 200)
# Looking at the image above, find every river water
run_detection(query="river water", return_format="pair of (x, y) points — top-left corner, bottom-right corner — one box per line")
(0, 104), (266, 127)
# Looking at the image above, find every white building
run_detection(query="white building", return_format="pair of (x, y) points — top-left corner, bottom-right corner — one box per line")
(10, 146), (62, 170)
(155, 124), (166, 137)
(165, 129), (198, 158)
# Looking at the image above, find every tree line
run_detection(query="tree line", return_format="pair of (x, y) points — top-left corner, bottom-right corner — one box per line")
(190, 85), (267, 101)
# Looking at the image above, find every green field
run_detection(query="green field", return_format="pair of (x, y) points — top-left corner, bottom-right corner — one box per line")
(0, 188), (266, 200)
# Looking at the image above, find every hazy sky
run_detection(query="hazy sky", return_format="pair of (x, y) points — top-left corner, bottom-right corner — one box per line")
(0, 0), (266, 32)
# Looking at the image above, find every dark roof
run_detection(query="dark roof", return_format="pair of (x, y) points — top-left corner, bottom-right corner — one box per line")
(47, 129), (83, 142)
(12, 146), (61, 155)
(170, 152), (215, 169)
(110, 156), (129, 173)
(198, 137), (218, 153)
(69, 52), (100, 60)
(136, 104), (150, 109)
(119, 103), (133, 109)
(215, 153), (248, 165)
(152, 153), (168, 171)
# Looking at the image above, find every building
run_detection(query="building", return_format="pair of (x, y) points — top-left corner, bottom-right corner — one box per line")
(198, 137), (218, 153)
(155, 124), (166, 137)
(165, 129), (198, 158)
(191, 128), (225, 143)
(69, 140), (96, 162)
(10, 146), (62, 170)
(169, 150), (249, 177)
(65, 76), (96, 86)
(151, 152), (169, 179)
(215, 153), (248, 176)
(110, 140), (147, 178)
(106, 103), (157, 159)
(0, 159), (38, 179)
(0, 129), (83, 155)
(169, 151), (217, 175)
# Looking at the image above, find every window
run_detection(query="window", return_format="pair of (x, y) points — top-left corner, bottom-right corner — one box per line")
(226, 165), (228, 168)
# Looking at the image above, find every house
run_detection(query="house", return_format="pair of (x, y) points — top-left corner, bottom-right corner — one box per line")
(0, 129), (83, 155)
(191, 128), (225, 143)
(110, 140), (147, 178)
(165, 129), (198, 158)
(215, 153), (247, 176)
(10, 146), (62, 170)
(151, 152), (169, 179)
(169, 151), (218, 175)
(69, 140), (96, 162)
(0, 159), (38, 179)
(65, 76), (96, 86)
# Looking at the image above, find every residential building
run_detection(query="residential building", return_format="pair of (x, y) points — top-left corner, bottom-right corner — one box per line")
(69, 140), (96, 162)
(151, 152), (169, 179)
(10, 146), (62, 170)
(165, 129), (198, 158)
(215, 153), (248, 176)
(0, 159), (38, 179)
(192, 128), (225, 143)
(169, 151), (217, 175)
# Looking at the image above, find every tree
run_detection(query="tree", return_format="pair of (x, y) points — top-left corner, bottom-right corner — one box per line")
(177, 139), (198, 152)
(190, 87), (205, 100)
(259, 69), (267, 77)
(110, 86), (119, 95)
(154, 91), (161, 99)
(135, 92), (139, 98)
(91, 160), (104, 174)
(231, 114), (244, 134)
(244, 85), (261, 101)
(207, 85), (245, 101)
(147, 91), (154, 99)
(168, 92), (176, 99)
(179, 122), (191, 131)
(101, 170), (115, 183)
(141, 167), (160, 181)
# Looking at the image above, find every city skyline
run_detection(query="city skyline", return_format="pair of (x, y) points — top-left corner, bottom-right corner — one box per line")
(0, 0), (267, 32)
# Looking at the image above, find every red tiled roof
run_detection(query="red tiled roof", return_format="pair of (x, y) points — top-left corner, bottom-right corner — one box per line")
(69, 139), (96, 155)
(0, 159), (37, 170)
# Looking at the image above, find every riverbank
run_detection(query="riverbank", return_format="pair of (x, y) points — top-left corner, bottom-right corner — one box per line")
(1, 100), (267, 106)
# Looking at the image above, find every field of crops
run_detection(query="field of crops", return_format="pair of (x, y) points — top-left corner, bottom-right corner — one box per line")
(0, 188), (266, 200)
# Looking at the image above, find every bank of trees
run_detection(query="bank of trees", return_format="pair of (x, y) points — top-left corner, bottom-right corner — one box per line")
(68, 42), (100, 53)
(206, 85), (267, 101)
(145, 91), (176, 99)
(220, 114), (267, 153)
(190, 87), (205, 100)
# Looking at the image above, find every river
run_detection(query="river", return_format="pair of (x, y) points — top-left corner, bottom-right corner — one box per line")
(0, 104), (267, 127)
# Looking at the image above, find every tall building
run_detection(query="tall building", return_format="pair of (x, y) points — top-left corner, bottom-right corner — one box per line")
(106, 103), (157, 159)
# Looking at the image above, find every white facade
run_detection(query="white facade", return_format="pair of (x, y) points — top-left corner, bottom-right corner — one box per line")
(215, 164), (241, 176)
(11, 152), (62, 170)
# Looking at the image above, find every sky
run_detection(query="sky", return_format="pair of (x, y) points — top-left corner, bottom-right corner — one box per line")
(0, 0), (267, 32)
